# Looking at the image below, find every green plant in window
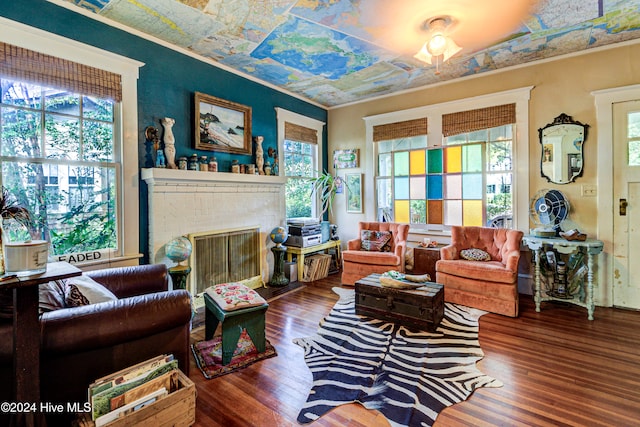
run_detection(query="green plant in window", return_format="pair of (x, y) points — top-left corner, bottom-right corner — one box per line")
(310, 170), (338, 219)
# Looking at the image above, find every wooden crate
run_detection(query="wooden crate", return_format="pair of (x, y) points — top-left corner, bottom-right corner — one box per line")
(75, 370), (196, 427)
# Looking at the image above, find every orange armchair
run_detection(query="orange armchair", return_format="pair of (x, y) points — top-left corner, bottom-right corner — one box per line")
(341, 222), (410, 285)
(435, 226), (524, 317)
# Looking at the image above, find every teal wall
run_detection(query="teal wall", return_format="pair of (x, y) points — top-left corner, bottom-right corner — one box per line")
(0, 0), (328, 262)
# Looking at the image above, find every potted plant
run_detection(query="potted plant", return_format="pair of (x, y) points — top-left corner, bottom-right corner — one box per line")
(310, 171), (339, 243)
(310, 170), (339, 219)
(0, 187), (31, 274)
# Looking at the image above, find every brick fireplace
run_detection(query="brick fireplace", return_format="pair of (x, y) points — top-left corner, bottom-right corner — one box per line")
(142, 168), (287, 289)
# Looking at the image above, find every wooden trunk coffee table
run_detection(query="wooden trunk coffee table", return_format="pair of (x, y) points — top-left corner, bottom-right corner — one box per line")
(354, 273), (444, 332)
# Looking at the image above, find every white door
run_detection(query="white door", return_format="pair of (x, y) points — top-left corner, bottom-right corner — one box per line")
(612, 100), (640, 309)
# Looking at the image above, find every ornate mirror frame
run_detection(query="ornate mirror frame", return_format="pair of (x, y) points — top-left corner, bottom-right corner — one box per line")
(538, 113), (589, 184)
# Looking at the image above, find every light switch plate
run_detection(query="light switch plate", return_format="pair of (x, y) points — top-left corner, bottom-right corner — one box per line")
(581, 184), (597, 196)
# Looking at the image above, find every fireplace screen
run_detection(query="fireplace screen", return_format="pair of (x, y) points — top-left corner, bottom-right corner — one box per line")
(188, 227), (261, 295)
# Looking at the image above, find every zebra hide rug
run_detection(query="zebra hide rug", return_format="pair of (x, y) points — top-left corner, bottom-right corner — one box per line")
(293, 287), (503, 427)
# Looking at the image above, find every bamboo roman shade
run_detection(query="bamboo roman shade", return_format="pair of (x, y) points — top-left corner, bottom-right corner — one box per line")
(442, 103), (515, 137)
(373, 117), (428, 142)
(0, 42), (122, 102)
(285, 122), (318, 145)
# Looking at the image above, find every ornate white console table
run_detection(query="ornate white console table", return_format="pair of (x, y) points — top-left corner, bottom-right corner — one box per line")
(522, 235), (604, 320)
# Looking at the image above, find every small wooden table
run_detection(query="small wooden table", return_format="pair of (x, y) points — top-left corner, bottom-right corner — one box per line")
(410, 243), (445, 280)
(285, 240), (341, 282)
(2, 262), (82, 426)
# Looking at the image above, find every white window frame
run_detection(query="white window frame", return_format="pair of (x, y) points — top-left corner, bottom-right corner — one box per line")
(0, 17), (144, 266)
(364, 86), (533, 233)
(276, 107), (325, 219)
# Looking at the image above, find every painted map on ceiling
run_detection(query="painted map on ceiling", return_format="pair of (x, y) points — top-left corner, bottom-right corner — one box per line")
(58, 0), (640, 107)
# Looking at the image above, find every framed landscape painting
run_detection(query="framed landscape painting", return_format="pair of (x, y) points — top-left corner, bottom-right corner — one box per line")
(194, 92), (252, 154)
(346, 173), (363, 213)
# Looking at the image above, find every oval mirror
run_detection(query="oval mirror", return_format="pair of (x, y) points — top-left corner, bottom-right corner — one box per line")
(538, 113), (588, 184)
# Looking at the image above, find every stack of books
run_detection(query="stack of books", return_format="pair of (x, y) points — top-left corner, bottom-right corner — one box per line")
(88, 354), (179, 427)
(302, 253), (332, 282)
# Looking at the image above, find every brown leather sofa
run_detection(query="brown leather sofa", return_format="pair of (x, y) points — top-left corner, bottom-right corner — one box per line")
(0, 264), (192, 426)
(342, 222), (410, 285)
(436, 226), (524, 317)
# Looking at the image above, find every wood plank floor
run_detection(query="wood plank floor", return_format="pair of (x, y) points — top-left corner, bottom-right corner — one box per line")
(189, 274), (640, 426)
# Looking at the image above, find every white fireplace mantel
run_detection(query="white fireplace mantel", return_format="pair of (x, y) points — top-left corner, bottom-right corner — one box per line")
(141, 167), (287, 285)
(141, 167), (287, 186)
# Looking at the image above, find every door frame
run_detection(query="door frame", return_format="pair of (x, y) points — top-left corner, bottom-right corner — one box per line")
(592, 84), (640, 307)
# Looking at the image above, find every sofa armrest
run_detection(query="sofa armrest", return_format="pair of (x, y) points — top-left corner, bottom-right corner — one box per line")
(347, 238), (362, 250)
(440, 244), (457, 260)
(86, 264), (169, 298)
(40, 290), (191, 356)
(394, 242), (407, 272)
(502, 249), (522, 271)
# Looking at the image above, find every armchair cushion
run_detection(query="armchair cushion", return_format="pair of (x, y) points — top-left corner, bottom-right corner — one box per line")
(360, 230), (392, 252)
(460, 248), (491, 261)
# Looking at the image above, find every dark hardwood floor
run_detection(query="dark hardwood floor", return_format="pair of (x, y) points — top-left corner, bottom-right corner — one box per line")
(189, 274), (640, 426)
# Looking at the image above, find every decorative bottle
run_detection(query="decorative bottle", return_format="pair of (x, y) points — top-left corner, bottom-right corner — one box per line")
(208, 156), (218, 172)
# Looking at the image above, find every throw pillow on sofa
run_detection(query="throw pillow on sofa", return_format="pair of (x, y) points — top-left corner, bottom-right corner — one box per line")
(63, 275), (117, 307)
(361, 230), (392, 252)
(460, 248), (491, 261)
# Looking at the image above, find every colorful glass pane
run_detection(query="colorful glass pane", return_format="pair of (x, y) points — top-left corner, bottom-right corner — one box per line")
(463, 200), (483, 226)
(410, 176), (426, 199)
(444, 200), (462, 225)
(394, 151), (409, 176)
(394, 200), (410, 223)
(462, 173), (483, 199)
(394, 176), (409, 199)
(462, 144), (482, 172)
(444, 174), (462, 199)
(427, 175), (443, 199)
(445, 146), (462, 173)
(427, 200), (443, 224)
(410, 150), (426, 175)
(427, 149), (442, 173)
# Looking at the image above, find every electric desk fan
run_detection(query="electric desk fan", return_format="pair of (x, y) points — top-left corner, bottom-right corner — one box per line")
(529, 189), (570, 237)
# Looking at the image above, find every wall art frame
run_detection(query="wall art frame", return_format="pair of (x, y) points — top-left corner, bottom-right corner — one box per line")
(333, 148), (359, 168)
(346, 173), (363, 213)
(194, 91), (252, 154)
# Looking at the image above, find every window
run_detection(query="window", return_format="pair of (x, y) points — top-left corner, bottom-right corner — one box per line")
(284, 138), (316, 218)
(1, 78), (118, 255)
(276, 108), (325, 219)
(367, 87), (532, 231)
(0, 21), (142, 266)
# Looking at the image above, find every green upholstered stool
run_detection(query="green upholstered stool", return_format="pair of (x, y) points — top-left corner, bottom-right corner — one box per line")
(203, 292), (269, 365)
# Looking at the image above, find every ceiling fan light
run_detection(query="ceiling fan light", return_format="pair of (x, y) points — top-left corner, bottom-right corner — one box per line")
(442, 38), (462, 62)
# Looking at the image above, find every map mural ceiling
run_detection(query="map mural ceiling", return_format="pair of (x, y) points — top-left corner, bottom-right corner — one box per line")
(54, 0), (640, 107)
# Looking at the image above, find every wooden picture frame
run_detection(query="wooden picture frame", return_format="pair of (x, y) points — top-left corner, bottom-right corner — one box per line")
(346, 173), (363, 213)
(194, 92), (252, 154)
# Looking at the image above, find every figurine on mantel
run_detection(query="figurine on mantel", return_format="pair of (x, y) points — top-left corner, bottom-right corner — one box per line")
(254, 135), (265, 175)
(161, 117), (177, 169)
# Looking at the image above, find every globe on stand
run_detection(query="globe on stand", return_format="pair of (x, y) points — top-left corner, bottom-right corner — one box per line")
(165, 236), (193, 290)
(269, 226), (289, 287)
(269, 226), (288, 248)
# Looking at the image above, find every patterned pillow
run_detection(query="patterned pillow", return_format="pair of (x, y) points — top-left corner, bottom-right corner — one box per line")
(460, 248), (491, 261)
(206, 282), (267, 311)
(361, 230), (392, 252)
(63, 275), (118, 307)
